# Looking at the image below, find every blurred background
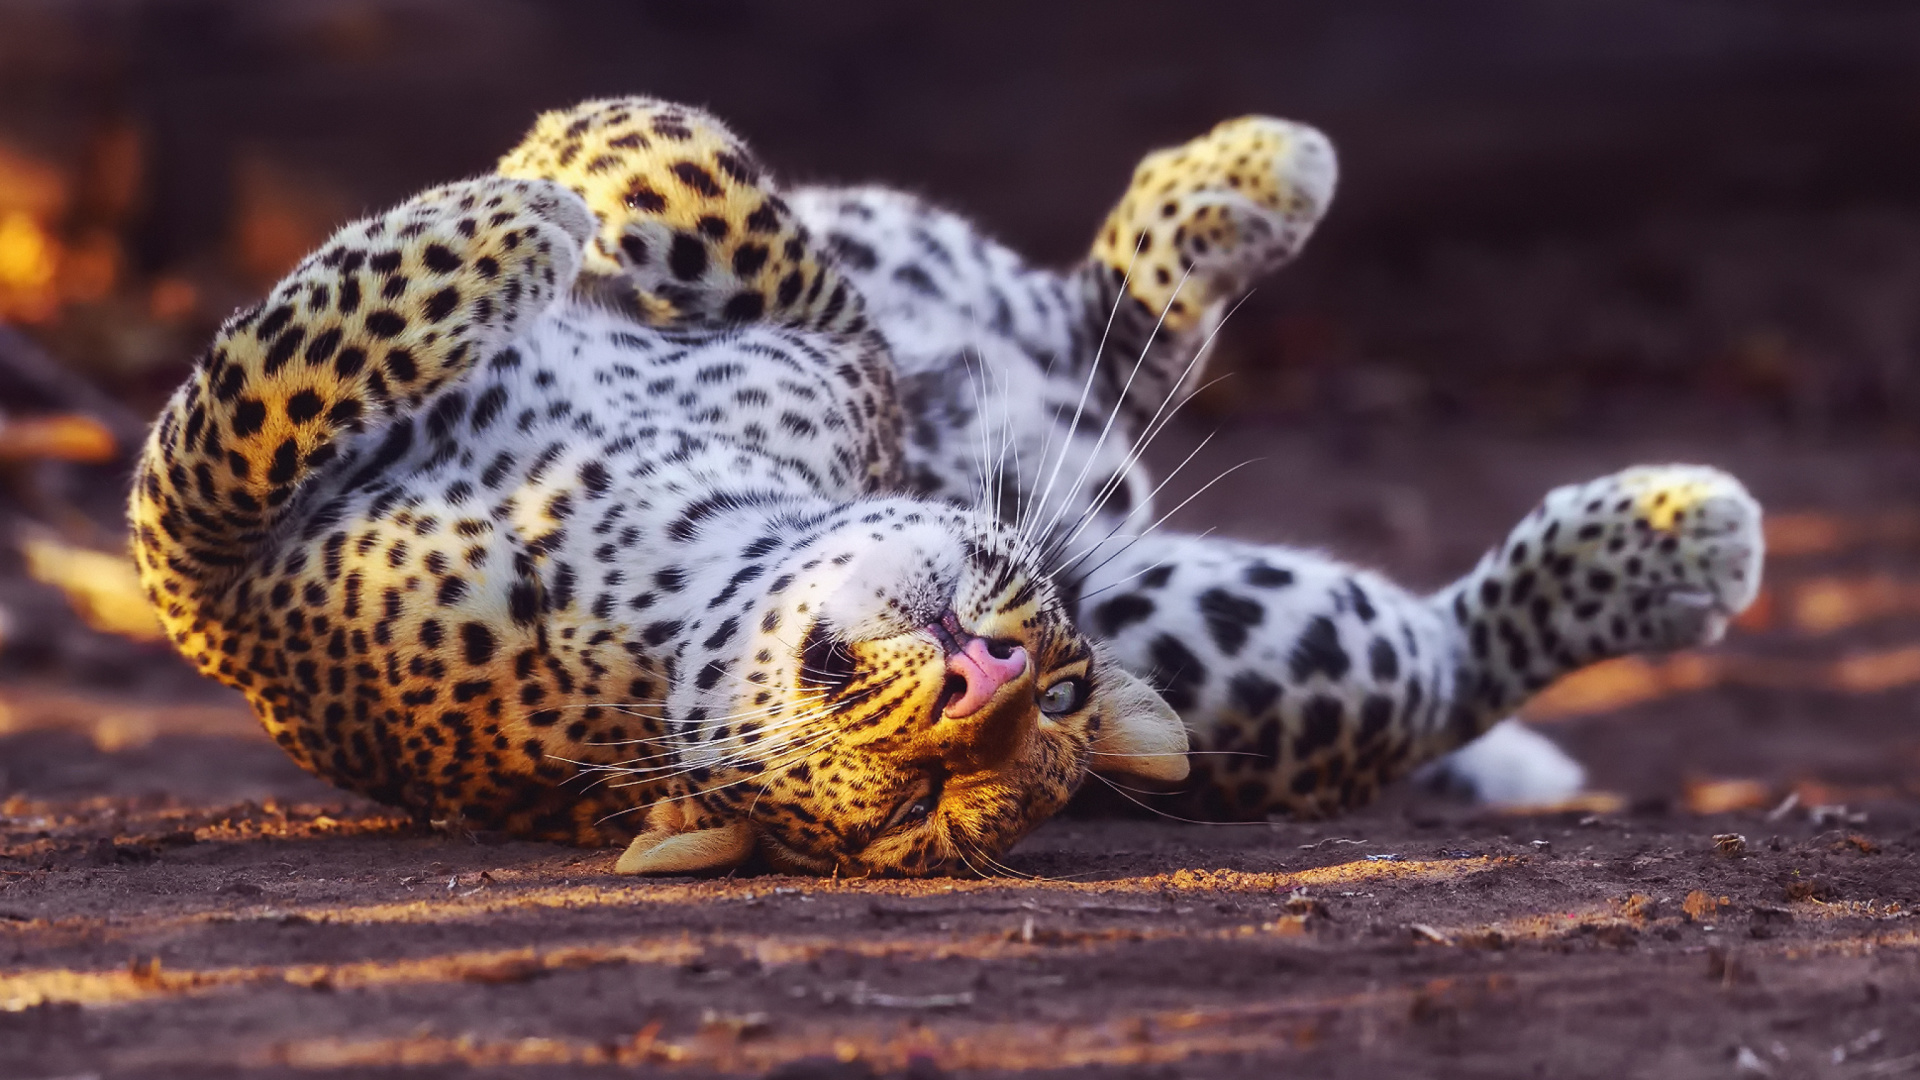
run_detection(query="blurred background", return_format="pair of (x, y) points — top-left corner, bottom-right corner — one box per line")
(2, 0), (1919, 810)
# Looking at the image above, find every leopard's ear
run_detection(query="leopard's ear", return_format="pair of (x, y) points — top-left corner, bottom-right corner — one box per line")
(1087, 644), (1190, 782)
(613, 810), (755, 875)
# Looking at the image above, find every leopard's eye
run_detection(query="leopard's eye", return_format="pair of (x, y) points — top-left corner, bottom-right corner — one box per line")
(1038, 675), (1089, 716)
(885, 776), (941, 832)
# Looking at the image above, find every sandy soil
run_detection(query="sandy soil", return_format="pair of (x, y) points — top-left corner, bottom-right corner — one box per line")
(4, 422), (1920, 1079)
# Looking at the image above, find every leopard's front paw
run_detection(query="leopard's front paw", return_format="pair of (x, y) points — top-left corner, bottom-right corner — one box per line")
(1091, 116), (1337, 333)
(498, 96), (867, 334)
(1544, 465), (1763, 652)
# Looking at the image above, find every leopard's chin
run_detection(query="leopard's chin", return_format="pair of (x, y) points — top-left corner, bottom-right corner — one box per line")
(758, 825), (953, 879)
(756, 828), (836, 876)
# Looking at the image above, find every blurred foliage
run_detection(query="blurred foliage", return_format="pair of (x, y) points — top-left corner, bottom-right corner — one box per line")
(0, 0), (1917, 433)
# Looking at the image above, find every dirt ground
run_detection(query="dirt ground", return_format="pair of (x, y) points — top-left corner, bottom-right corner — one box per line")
(2, 420), (1918, 1080)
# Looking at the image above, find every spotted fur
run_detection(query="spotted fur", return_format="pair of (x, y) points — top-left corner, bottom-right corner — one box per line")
(788, 115), (1338, 576)
(131, 97), (1763, 876)
(788, 120), (1763, 819)
(496, 100), (871, 338)
(1078, 467), (1763, 817)
(129, 97), (1188, 876)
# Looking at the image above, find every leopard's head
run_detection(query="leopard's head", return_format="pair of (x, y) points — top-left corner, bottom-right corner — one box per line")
(615, 498), (1187, 877)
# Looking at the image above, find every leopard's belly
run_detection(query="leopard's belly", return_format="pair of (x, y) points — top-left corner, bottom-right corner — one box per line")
(168, 307), (898, 842)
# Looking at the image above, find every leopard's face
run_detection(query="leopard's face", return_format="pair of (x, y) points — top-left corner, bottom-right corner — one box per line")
(677, 502), (1182, 877)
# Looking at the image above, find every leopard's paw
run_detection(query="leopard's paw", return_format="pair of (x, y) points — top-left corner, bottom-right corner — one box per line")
(498, 96), (866, 334)
(1090, 116), (1337, 333)
(1444, 462), (1762, 724)
(131, 172), (593, 583)
(1538, 465), (1762, 653)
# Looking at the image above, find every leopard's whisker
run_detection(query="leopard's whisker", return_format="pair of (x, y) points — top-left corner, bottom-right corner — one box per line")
(583, 719), (840, 788)
(552, 688), (841, 755)
(960, 835), (1048, 882)
(1043, 369), (1234, 569)
(583, 689), (829, 727)
(578, 703), (827, 753)
(1012, 342), (1065, 556)
(1040, 356), (1246, 574)
(959, 353), (1044, 570)
(996, 368), (1023, 537)
(1068, 530), (1221, 604)
(594, 722), (845, 811)
(1059, 464), (1258, 590)
(743, 715), (865, 822)
(980, 357), (1022, 537)
(1040, 293), (1249, 569)
(1018, 230), (1145, 554)
(965, 348), (1034, 561)
(1054, 457), (1262, 588)
(583, 726), (833, 817)
(1047, 431), (1216, 575)
(953, 342), (1022, 545)
(1039, 280), (1248, 550)
(962, 349), (998, 511)
(1027, 263), (1195, 559)
(1003, 375), (1030, 538)
(1047, 425), (1228, 579)
(947, 836), (997, 881)
(566, 686), (879, 779)
(1081, 768), (1275, 828)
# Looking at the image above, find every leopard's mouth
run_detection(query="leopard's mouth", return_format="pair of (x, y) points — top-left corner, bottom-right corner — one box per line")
(923, 609), (1029, 721)
(933, 672), (967, 719)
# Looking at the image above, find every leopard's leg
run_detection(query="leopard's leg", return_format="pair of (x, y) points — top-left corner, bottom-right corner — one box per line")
(1072, 465), (1762, 818)
(779, 119), (1334, 527)
(494, 96), (902, 495)
(496, 96), (870, 338)
(1075, 115), (1337, 430)
(130, 176), (591, 668)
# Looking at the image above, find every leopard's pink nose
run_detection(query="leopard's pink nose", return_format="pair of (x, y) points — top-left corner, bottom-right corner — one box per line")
(943, 636), (1029, 718)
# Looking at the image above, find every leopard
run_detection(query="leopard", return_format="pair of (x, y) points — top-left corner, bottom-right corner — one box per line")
(129, 97), (1191, 879)
(128, 95), (1764, 879)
